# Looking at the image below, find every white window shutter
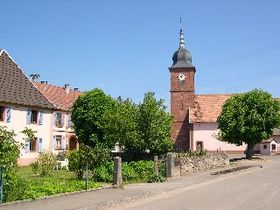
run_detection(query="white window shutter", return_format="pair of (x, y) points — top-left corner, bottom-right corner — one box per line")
(6, 107), (11, 123)
(53, 113), (57, 127)
(52, 136), (57, 150)
(62, 136), (66, 150)
(61, 114), (65, 128)
(26, 109), (31, 124)
(38, 138), (43, 153)
(38, 111), (43, 125)
(68, 114), (72, 128)
(25, 138), (30, 153)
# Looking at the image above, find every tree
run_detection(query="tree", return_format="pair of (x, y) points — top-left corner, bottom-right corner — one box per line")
(0, 126), (23, 202)
(102, 98), (141, 152)
(71, 89), (116, 148)
(217, 89), (280, 159)
(0, 126), (21, 172)
(138, 92), (173, 155)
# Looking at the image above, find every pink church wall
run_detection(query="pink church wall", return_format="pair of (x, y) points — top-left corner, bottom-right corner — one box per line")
(193, 123), (247, 153)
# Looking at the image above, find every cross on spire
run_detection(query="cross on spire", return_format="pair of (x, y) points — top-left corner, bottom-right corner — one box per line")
(179, 17), (185, 48)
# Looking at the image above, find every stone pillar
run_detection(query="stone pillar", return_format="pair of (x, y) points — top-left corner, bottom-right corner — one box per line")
(113, 156), (122, 187)
(154, 155), (159, 176)
(166, 152), (175, 178)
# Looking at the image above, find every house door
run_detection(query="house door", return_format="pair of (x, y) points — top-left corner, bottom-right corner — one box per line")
(69, 136), (78, 150)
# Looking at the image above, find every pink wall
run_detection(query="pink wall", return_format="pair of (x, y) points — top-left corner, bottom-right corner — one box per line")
(193, 123), (247, 152)
(0, 104), (53, 165)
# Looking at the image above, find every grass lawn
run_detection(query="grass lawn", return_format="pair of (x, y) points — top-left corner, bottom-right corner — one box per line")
(15, 166), (104, 200)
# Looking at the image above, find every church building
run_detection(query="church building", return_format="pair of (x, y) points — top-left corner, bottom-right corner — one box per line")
(169, 26), (247, 153)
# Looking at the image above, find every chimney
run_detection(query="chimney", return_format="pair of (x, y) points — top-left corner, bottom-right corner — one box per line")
(40, 81), (48, 84)
(64, 83), (70, 93)
(30, 73), (40, 82)
(73, 88), (79, 91)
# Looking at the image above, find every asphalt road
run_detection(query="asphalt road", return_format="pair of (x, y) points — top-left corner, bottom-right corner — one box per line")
(109, 156), (280, 210)
(1, 156), (278, 210)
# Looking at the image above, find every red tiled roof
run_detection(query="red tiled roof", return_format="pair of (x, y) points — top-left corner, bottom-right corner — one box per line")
(190, 94), (232, 123)
(34, 83), (82, 111)
(0, 49), (56, 109)
(190, 94), (280, 123)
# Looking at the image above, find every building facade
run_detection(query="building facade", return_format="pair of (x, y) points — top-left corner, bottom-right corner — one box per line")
(169, 28), (247, 153)
(0, 49), (81, 165)
(34, 82), (81, 153)
(0, 49), (57, 165)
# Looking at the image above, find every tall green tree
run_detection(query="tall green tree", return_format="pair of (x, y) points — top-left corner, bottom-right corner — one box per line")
(71, 89), (116, 148)
(102, 98), (141, 152)
(217, 89), (280, 159)
(0, 126), (23, 202)
(138, 92), (173, 155)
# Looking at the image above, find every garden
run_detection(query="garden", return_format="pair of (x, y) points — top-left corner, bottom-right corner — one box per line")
(0, 90), (172, 203)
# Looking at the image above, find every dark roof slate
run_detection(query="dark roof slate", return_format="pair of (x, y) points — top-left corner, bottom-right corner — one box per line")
(0, 50), (56, 109)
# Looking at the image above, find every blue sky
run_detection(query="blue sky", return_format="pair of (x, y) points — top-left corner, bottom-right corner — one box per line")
(1, 0), (280, 108)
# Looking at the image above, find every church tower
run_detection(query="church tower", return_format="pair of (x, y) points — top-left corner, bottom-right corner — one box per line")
(170, 20), (196, 151)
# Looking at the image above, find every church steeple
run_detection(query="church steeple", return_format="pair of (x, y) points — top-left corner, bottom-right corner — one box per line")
(170, 18), (193, 69)
(169, 18), (196, 151)
(179, 17), (185, 48)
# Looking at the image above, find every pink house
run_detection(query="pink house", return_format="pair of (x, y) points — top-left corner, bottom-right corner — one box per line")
(34, 82), (81, 152)
(0, 49), (81, 165)
(0, 49), (57, 165)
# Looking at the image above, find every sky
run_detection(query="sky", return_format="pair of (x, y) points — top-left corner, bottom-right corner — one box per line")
(1, 0), (280, 108)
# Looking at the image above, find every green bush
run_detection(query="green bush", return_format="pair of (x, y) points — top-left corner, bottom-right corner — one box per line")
(147, 174), (166, 183)
(92, 162), (114, 182)
(3, 171), (30, 202)
(92, 160), (165, 183)
(123, 161), (154, 182)
(67, 144), (110, 180)
(31, 151), (57, 176)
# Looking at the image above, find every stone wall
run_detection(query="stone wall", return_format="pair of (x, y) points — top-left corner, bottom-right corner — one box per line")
(172, 153), (229, 177)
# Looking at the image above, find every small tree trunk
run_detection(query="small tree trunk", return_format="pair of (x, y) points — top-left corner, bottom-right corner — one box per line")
(246, 143), (254, 159)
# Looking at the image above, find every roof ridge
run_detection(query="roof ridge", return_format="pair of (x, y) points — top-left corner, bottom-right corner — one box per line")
(195, 93), (233, 96)
(34, 82), (82, 93)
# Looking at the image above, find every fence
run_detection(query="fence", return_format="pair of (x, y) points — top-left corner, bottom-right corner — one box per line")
(0, 166), (3, 203)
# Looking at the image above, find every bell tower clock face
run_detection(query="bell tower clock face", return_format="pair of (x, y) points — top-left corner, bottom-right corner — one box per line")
(178, 73), (186, 84)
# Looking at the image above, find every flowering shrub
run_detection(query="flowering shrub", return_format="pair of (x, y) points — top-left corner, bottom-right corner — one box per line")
(31, 151), (57, 176)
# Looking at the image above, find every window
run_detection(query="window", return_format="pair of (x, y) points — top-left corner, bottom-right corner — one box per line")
(54, 113), (65, 128)
(56, 135), (62, 150)
(56, 113), (63, 127)
(272, 144), (276, 151)
(263, 145), (267, 149)
(0, 106), (5, 121)
(53, 135), (66, 150)
(27, 109), (42, 124)
(25, 138), (38, 153)
(30, 138), (37, 152)
(31, 110), (38, 124)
